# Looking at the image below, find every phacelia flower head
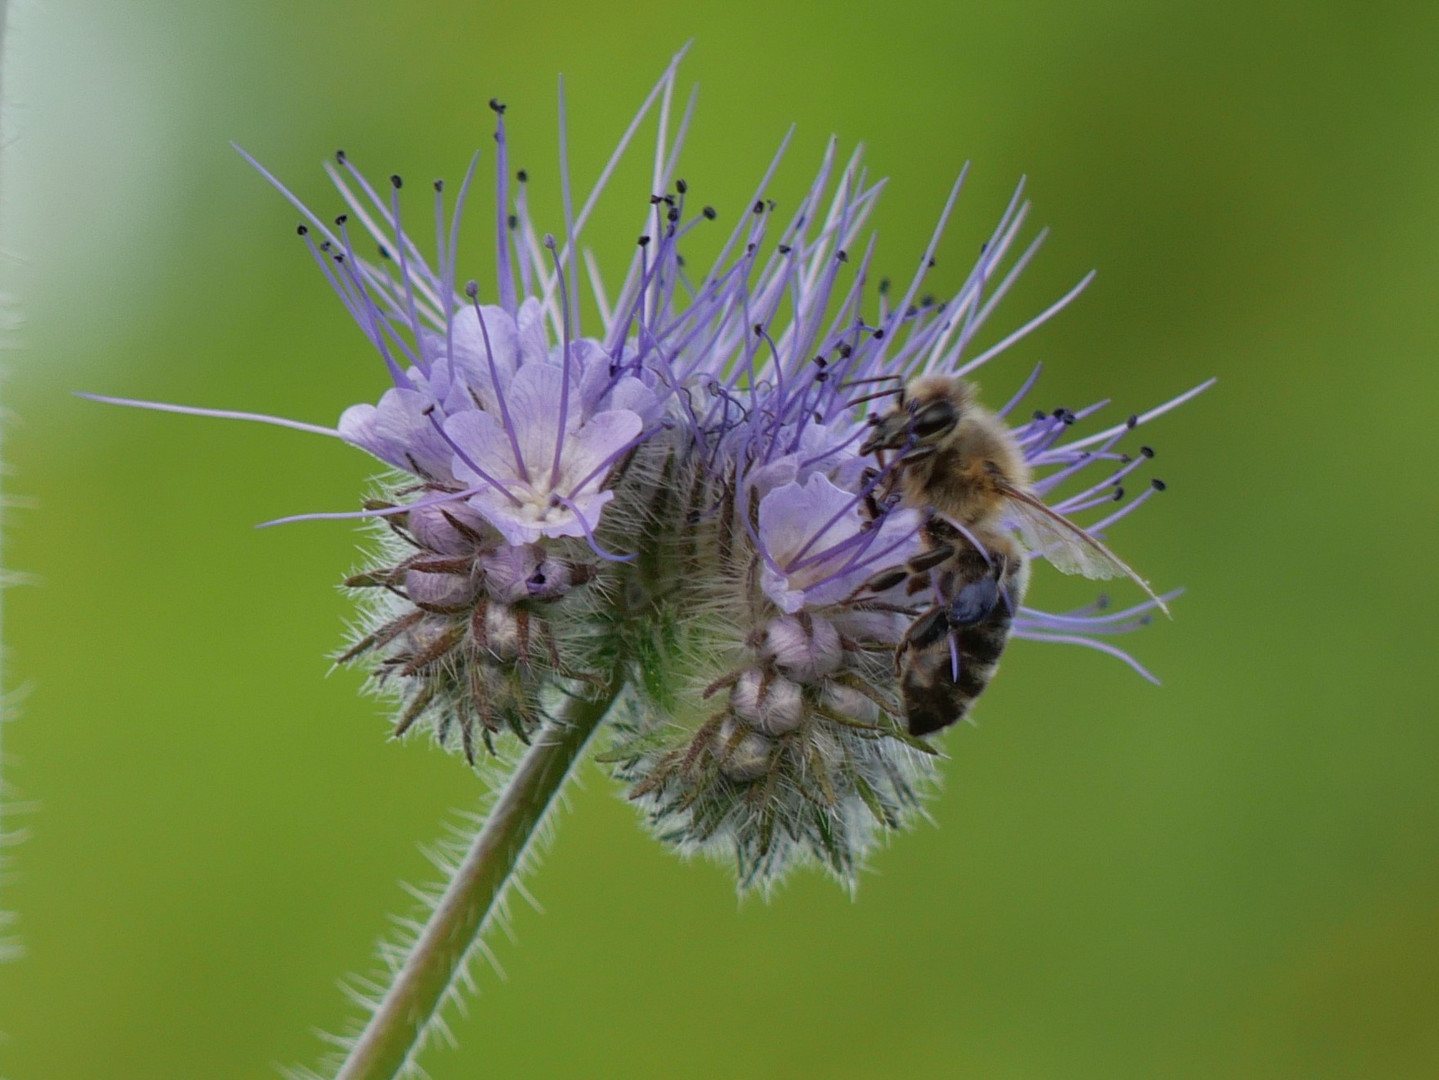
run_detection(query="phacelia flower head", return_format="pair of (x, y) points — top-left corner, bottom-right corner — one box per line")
(86, 53), (1209, 891)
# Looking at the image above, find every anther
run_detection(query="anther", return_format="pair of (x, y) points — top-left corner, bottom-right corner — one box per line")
(778, 244), (791, 255)
(516, 169), (528, 182)
(1127, 414), (1139, 428)
(543, 233), (557, 249)
(334, 214), (348, 227)
(1113, 486), (1125, 500)
(927, 256), (937, 268)
(335, 149), (347, 164)
(507, 213), (518, 229)
(752, 200), (764, 214)
(666, 207), (679, 223)
(1140, 445), (1155, 458)
(836, 343), (852, 359)
(433, 179), (444, 192)
(296, 224), (308, 236)
(702, 206), (717, 220)
(488, 98), (506, 114)
(464, 281), (480, 299)
(378, 245), (391, 260)
(390, 174), (403, 189)
(873, 328), (886, 340)
(836, 249), (848, 262)
(638, 235), (651, 247)
(1151, 478), (1167, 491)
(676, 178), (688, 194)
(879, 278), (891, 294)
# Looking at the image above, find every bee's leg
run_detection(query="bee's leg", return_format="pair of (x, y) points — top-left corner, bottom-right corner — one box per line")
(902, 605), (951, 653)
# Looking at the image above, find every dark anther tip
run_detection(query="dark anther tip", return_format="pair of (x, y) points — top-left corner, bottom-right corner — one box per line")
(879, 278), (891, 294)
(752, 200), (765, 214)
(464, 280), (479, 298)
(334, 214), (348, 226)
(335, 149), (347, 163)
(507, 213), (518, 229)
(836, 249), (848, 262)
(753, 323), (765, 336)
(389, 174), (402, 189)
(488, 97), (506, 114)
(1127, 414), (1139, 428)
(516, 169), (528, 182)
(296, 224), (308, 236)
(1033, 410), (1048, 422)
(702, 206), (717, 220)
(1113, 487), (1125, 501)
(637, 235), (651, 247)
(778, 244), (792, 255)
(433, 179), (444, 192)
(675, 178), (688, 194)
(377, 245), (391, 259)
(1151, 478), (1167, 491)
(872, 328), (886, 340)
(1140, 445), (1155, 458)
(927, 256), (937, 268)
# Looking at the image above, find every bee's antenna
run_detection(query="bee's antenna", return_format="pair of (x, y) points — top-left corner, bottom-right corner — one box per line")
(834, 374), (903, 390)
(842, 386), (905, 409)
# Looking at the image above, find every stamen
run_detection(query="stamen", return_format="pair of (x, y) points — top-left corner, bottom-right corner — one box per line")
(544, 236), (574, 491)
(423, 407), (525, 508)
(464, 281), (528, 483)
(550, 494), (636, 562)
(491, 101), (518, 314)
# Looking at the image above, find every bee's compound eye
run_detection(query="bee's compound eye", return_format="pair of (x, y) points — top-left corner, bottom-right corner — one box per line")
(910, 399), (958, 440)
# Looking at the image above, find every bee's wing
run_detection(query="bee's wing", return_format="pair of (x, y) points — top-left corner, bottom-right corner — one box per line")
(999, 485), (1171, 617)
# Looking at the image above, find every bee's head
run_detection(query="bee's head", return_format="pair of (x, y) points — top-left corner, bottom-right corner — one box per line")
(860, 376), (971, 456)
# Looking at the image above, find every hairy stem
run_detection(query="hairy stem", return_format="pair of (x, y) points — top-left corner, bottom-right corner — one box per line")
(334, 675), (623, 1080)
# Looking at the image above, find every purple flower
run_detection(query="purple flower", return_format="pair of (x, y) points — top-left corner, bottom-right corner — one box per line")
(85, 50), (1209, 890)
(757, 472), (921, 614)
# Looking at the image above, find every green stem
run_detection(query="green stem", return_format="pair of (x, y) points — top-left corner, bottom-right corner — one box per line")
(334, 676), (622, 1080)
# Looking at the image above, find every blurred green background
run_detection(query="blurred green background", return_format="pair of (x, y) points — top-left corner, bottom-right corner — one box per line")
(3, 1), (1437, 1077)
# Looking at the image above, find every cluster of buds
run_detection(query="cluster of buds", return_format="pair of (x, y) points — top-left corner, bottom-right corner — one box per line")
(89, 57), (1205, 891)
(338, 495), (601, 760)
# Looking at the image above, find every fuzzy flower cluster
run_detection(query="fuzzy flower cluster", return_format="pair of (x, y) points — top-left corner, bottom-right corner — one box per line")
(90, 58), (1207, 891)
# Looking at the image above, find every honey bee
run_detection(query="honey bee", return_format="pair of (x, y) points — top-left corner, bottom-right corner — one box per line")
(859, 375), (1167, 736)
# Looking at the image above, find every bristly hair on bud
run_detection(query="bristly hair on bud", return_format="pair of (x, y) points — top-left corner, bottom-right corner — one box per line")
(82, 47), (1210, 1079)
